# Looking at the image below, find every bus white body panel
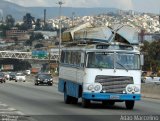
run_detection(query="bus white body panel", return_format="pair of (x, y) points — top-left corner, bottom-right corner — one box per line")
(60, 67), (141, 85)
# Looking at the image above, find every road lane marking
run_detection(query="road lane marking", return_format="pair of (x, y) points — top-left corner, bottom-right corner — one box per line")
(0, 104), (7, 106)
(0, 102), (25, 116)
(0, 109), (15, 111)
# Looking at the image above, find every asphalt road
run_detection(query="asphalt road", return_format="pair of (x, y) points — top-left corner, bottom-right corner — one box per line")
(0, 78), (160, 121)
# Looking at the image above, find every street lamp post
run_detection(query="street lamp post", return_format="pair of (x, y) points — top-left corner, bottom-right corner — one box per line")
(57, 1), (64, 63)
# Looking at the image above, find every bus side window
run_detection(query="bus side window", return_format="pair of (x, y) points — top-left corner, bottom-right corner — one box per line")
(61, 51), (65, 63)
(76, 52), (81, 67)
(71, 52), (76, 66)
(74, 52), (77, 66)
(65, 51), (70, 64)
(68, 52), (71, 64)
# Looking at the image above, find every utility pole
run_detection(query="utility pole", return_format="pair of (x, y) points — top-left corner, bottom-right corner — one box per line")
(44, 9), (46, 29)
(57, 1), (64, 63)
(48, 46), (51, 74)
(159, 14), (160, 32)
(72, 12), (75, 27)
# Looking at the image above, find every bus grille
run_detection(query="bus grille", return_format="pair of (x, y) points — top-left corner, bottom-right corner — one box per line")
(95, 76), (133, 94)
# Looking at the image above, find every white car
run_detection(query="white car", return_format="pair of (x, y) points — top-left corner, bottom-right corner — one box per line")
(143, 76), (160, 84)
(4, 72), (10, 80)
(15, 73), (26, 82)
(25, 70), (31, 75)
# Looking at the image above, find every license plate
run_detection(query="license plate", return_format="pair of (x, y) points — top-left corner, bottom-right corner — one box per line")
(110, 95), (120, 99)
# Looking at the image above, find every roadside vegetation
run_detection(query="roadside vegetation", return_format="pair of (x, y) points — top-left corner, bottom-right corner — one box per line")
(141, 40), (160, 75)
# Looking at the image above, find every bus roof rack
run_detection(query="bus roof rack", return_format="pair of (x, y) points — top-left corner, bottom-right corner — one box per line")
(62, 24), (140, 46)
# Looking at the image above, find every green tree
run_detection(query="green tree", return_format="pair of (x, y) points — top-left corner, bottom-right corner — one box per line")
(0, 24), (10, 38)
(141, 40), (160, 72)
(23, 13), (35, 30)
(35, 19), (42, 30)
(35, 44), (44, 48)
(5, 15), (15, 28)
(34, 33), (44, 40)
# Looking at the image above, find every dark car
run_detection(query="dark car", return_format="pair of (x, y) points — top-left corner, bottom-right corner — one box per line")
(35, 74), (53, 86)
(0, 72), (6, 83)
(9, 72), (16, 81)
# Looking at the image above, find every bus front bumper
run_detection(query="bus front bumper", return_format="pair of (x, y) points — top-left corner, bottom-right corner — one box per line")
(82, 92), (141, 101)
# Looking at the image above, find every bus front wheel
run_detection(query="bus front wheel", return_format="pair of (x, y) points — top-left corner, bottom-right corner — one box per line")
(125, 100), (135, 110)
(64, 86), (72, 104)
(82, 98), (90, 108)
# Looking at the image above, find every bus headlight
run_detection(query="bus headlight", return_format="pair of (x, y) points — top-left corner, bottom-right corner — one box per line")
(127, 86), (133, 92)
(94, 85), (101, 91)
(86, 83), (102, 92)
(88, 84), (94, 91)
(134, 86), (140, 92)
(126, 85), (140, 93)
(94, 83), (102, 92)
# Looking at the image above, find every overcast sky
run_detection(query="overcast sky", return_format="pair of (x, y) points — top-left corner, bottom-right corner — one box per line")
(4, 0), (160, 14)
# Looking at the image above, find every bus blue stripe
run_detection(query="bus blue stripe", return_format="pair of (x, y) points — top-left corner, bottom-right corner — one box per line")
(58, 78), (82, 98)
(82, 92), (141, 101)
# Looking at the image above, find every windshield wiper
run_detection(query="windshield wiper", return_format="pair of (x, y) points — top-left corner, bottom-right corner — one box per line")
(116, 62), (128, 72)
(96, 65), (103, 71)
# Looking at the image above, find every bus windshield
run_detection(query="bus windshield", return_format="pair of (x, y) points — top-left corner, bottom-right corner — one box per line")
(116, 53), (140, 70)
(87, 52), (114, 69)
(87, 52), (140, 70)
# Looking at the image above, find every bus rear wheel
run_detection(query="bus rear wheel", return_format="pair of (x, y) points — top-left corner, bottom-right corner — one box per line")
(82, 99), (90, 108)
(125, 100), (135, 110)
(64, 86), (72, 104)
(71, 97), (78, 104)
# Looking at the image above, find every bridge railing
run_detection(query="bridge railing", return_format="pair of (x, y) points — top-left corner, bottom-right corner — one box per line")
(0, 51), (59, 61)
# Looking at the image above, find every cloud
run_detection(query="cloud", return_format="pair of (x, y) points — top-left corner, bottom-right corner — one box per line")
(0, 9), (3, 16)
(5, 0), (51, 7)
(5, 0), (133, 8)
(4, 0), (160, 13)
(132, 0), (160, 13)
(61, 0), (133, 9)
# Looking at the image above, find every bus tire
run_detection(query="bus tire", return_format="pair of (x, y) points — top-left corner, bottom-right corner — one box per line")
(35, 83), (38, 86)
(64, 86), (72, 104)
(71, 97), (78, 104)
(125, 101), (135, 110)
(82, 98), (90, 108)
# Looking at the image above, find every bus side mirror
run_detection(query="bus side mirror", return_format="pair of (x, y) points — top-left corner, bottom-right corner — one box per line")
(140, 54), (144, 66)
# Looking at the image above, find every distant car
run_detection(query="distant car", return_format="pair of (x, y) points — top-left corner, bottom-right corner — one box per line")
(9, 72), (16, 81)
(3, 72), (10, 80)
(142, 76), (151, 83)
(15, 73), (26, 82)
(25, 70), (31, 75)
(35, 74), (53, 86)
(0, 72), (6, 83)
(143, 76), (160, 84)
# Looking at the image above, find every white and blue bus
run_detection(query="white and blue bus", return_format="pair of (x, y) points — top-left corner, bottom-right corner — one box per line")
(58, 42), (143, 109)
